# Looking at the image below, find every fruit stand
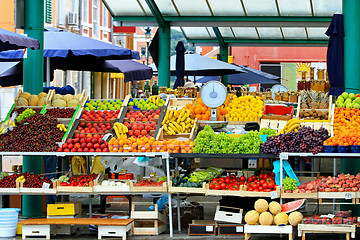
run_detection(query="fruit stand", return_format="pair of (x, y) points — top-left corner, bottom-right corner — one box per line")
(2, 86), (360, 239)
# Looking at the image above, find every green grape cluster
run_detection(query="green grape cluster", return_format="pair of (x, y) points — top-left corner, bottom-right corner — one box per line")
(16, 108), (36, 123)
(259, 127), (277, 136)
(193, 126), (262, 154)
(283, 176), (298, 191)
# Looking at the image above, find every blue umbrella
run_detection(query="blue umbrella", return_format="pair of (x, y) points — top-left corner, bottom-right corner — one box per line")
(326, 14), (345, 97)
(173, 41), (186, 89)
(0, 28), (39, 51)
(0, 27), (139, 60)
(196, 65), (280, 85)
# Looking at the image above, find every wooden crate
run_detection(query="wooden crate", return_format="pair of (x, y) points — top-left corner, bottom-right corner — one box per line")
(0, 188), (19, 194)
(47, 202), (82, 216)
(244, 224), (293, 240)
(260, 119), (288, 132)
(132, 220), (166, 235)
(168, 181), (206, 194)
(297, 224), (356, 240)
(189, 220), (217, 236)
(226, 116), (261, 125)
(205, 184), (243, 197)
(156, 118), (198, 141)
(242, 186), (281, 198)
(130, 203), (167, 223)
(168, 98), (195, 110)
(218, 224), (244, 235)
(93, 179), (131, 193)
(55, 180), (94, 193)
(280, 188), (318, 199)
(130, 181), (167, 193)
(296, 95), (332, 120)
(318, 191), (357, 204)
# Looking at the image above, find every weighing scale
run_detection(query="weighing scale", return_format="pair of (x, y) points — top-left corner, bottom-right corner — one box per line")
(271, 84), (288, 100)
(198, 81), (228, 130)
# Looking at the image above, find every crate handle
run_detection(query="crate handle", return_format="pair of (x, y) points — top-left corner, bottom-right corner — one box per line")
(57, 207), (65, 209)
(107, 232), (116, 234)
(225, 214), (234, 217)
(32, 231), (40, 233)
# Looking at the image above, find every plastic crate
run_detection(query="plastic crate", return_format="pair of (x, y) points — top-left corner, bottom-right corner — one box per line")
(337, 146), (350, 153)
(323, 145), (337, 153)
(351, 145), (360, 153)
(262, 105), (294, 120)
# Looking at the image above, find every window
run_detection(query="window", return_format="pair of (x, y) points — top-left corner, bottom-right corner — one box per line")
(93, 0), (99, 37)
(82, 0), (89, 23)
(102, 4), (108, 28)
(45, 0), (52, 24)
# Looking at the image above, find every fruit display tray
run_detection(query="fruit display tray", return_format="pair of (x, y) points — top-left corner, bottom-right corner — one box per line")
(130, 181), (168, 193)
(168, 181), (206, 194)
(280, 189), (318, 199)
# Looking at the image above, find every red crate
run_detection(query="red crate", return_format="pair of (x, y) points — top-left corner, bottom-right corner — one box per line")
(262, 105), (294, 120)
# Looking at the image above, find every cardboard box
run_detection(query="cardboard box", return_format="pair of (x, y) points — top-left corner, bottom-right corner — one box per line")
(188, 220), (217, 236)
(218, 224), (244, 235)
(214, 206), (243, 224)
(47, 202), (82, 216)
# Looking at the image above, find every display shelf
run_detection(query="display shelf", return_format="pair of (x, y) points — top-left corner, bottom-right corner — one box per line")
(0, 152), (169, 158)
(170, 153), (278, 158)
(297, 224), (356, 240)
(168, 181), (206, 194)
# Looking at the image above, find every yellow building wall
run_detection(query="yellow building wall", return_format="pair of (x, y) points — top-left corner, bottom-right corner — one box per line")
(0, 0), (15, 32)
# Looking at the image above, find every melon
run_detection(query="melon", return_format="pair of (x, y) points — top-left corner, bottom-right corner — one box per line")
(67, 99), (80, 107)
(288, 211), (303, 226)
(74, 94), (82, 101)
(259, 212), (273, 226)
(269, 201), (281, 215)
(29, 95), (39, 106)
(64, 94), (74, 102)
(16, 97), (28, 106)
(19, 91), (31, 101)
(52, 99), (66, 107)
(38, 92), (47, 98)
(53, 94), (63, 100)
(254, 199), (268, 213)
(244, 210), (259, 225)
(38, 97), (46, 106)
(281, 199), (306, 213)
(274, 212), (288, 225)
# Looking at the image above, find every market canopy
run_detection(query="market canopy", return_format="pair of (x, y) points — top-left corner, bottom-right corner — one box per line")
(151, 52), (245, 76)
(0, 27), (140, 60)
(103, 0), (342, 46)
(0, 28), (40, 51)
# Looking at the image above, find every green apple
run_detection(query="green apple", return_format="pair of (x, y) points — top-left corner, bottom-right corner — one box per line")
(349, 93), (356, 100)
(337, 96), (344, 103)
(355, 103), (360, 109)
(337, 102), (344, 108)
(345, 98), (352, 105)
(355, 98), (360, 104)
(341, 92), (349, 99)
(346, 102), (352, 108)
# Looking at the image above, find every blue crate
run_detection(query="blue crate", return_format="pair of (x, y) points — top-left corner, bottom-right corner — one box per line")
(337, 146), (350, 153)
(323, 145), (337, 153)
(351, 145), (360, 153)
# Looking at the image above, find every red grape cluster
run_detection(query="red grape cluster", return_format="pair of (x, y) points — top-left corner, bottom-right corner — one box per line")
(260, 127), (330, 155)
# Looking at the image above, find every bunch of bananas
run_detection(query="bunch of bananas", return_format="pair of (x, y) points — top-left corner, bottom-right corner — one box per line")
(276, 118), (302, 135)
(114, 122), (128, 139)
(148, 95), (161, 105)
(162, 109), (194, 135)
(0, 119), (16, 134)
(57, 124), (67, 132)
(16, 176), (25, 183)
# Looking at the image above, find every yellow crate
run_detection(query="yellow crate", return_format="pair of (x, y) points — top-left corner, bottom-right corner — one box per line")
(47, 202), (82, 216)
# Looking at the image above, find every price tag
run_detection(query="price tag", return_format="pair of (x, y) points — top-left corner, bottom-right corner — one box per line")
(270, 191), (278, 199)
(236, 226), (244, 232)
(345, 192), (353, 200)
(42, 182), (50, 189)
(205, 226), (213, 232)
(280, 152), (288, 160)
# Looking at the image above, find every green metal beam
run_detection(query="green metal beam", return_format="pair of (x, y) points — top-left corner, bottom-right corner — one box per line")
(187, 38), (328, 44)
(157, 22), (171, 87)
(113, 16), (332, 23)
(144, 0), (166, 28)
(212, 27), (225, 48)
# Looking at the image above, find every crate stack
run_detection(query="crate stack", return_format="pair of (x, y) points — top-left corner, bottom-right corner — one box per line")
(130, 204), (166, 235)
(46, 202), (82, 235)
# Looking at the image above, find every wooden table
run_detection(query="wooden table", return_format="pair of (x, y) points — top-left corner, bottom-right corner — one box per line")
(297, 224), (356, 240)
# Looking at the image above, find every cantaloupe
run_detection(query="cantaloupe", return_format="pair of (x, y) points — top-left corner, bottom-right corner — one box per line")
(67, 99), (80, 107)
(29, 95), (39, 106)
(74, 94), (82, 101)
(274, 212), (288, 225)
(19, 92), (31, 101)
(254, 199), (268, 213)
(16, 97), (28, 106)
(64, 94), (74, 102)
(245, 210), (259, 225)
(52, 99), (66, 107)
(38, 92), (47, 99)
(288, 211), (303, 226)
(53, 94), (63, 100)
(259, 212), (273, 226)
(38, 97), (46, 106)
(269, 201), (281, 215)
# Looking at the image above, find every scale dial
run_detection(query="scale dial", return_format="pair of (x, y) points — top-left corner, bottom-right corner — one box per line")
(200, 81), (227, 108)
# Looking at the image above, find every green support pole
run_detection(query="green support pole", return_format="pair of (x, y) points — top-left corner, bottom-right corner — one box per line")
(157, 22), (170, 87)
(219, 43), (228, 86)
(22, 0), (44, 218)
(341, 0), (360, 215)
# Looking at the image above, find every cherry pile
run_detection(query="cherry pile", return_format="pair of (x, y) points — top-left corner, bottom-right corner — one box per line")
(0, 113), (64, 152)
(0, 173), (52, 188)
(13, 107), (41, 115)
(260, 127), (329, 155)
(47, 108), (75, 118)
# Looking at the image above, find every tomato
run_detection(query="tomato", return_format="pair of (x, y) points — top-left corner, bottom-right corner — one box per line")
(270, 172), (275, 177)
(225, 177), (231, 184)
(209, 183), (214, 189)
(221, 183), (227, 189)
(213, 178), (218, 182)
(262, 183), (268, 189)
(240, 176), (246, 182)
(259, 174), (263, 179)
(267, 181), (275, 189)
(248, 187), (253, 191)
(252, 183), (259, 189)
(215, 185), (221, 190)
(247, 177), (253, 182)
(258, 186), (263, 191)
(219, 177), (225, 182)
(254, 189), (259, 192)
(229, 186), (235, 191)
(259, 179), (265, 185)
(263, 173), (269, 179)
(266, 177), (273, 183)
(230, 174), (236, 179)
(264, 189), (271, 192)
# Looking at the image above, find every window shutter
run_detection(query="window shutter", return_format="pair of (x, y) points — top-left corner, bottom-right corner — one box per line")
(45, 0), (52, 24)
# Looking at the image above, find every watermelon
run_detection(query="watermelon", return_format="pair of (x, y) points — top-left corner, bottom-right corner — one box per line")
(281, 199), (306, 213)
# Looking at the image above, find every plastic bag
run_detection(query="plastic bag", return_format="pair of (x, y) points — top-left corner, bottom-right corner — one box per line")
(147, 195), (176, 213)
